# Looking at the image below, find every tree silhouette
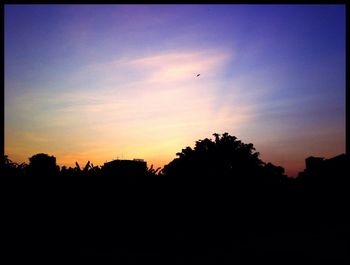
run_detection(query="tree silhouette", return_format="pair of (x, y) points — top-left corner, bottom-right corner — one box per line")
(27, 153), (59, 178)
(3, 155), (28, 178)
(161, 132), (284, 186)
(146, 164), (161, 177)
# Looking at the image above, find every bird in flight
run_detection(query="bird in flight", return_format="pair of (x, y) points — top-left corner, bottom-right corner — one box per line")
(196, 74), (200, 77)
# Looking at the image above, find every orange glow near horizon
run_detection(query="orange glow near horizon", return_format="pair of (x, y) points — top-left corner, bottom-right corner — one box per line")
(5, 5), (345, 177)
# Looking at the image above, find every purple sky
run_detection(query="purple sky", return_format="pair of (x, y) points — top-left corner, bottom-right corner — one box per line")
(5, 4), (345, 176)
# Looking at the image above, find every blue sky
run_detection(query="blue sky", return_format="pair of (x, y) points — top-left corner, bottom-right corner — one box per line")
(5, 4), (345, 176)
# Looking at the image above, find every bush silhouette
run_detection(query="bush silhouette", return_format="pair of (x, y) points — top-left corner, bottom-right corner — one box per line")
(3, 155), (27, 178)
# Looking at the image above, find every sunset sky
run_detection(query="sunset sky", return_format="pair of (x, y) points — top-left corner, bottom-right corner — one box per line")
(5, 4), (345, 177)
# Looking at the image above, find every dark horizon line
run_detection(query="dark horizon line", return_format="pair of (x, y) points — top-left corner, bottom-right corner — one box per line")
(4, 151), (348, 179)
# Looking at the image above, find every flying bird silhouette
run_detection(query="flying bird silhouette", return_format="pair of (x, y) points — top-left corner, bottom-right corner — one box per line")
(196, 74), (200, 77)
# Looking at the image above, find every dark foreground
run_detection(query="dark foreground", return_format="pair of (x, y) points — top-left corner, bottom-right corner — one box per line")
(3, 173), (349, 265)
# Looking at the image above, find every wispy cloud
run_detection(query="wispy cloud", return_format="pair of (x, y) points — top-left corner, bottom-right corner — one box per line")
(5, 5), (345, 177)
(7, 48), (259, 168)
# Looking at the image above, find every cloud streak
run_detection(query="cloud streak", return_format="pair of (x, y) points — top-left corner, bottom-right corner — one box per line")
(7, 48), (258, 168)
(5, 6), (345, 176)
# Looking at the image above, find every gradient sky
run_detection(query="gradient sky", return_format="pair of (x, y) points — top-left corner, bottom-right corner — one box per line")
(5, 4), (345, 177)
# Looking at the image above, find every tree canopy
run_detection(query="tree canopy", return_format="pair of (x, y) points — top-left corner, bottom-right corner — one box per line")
(162, 133), (285, 183)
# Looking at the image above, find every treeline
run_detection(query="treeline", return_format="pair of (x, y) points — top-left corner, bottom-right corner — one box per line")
(2, 133), (349, 264)
(3, 153), (159, 179)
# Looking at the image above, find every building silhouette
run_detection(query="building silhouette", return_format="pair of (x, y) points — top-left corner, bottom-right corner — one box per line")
(305, 156), (324, 174)
(298, 153), (349, 187)
(101, 159), (147, 178)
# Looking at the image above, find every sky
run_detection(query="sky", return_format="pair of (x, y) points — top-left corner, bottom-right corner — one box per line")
(5, 4), (345, 177)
